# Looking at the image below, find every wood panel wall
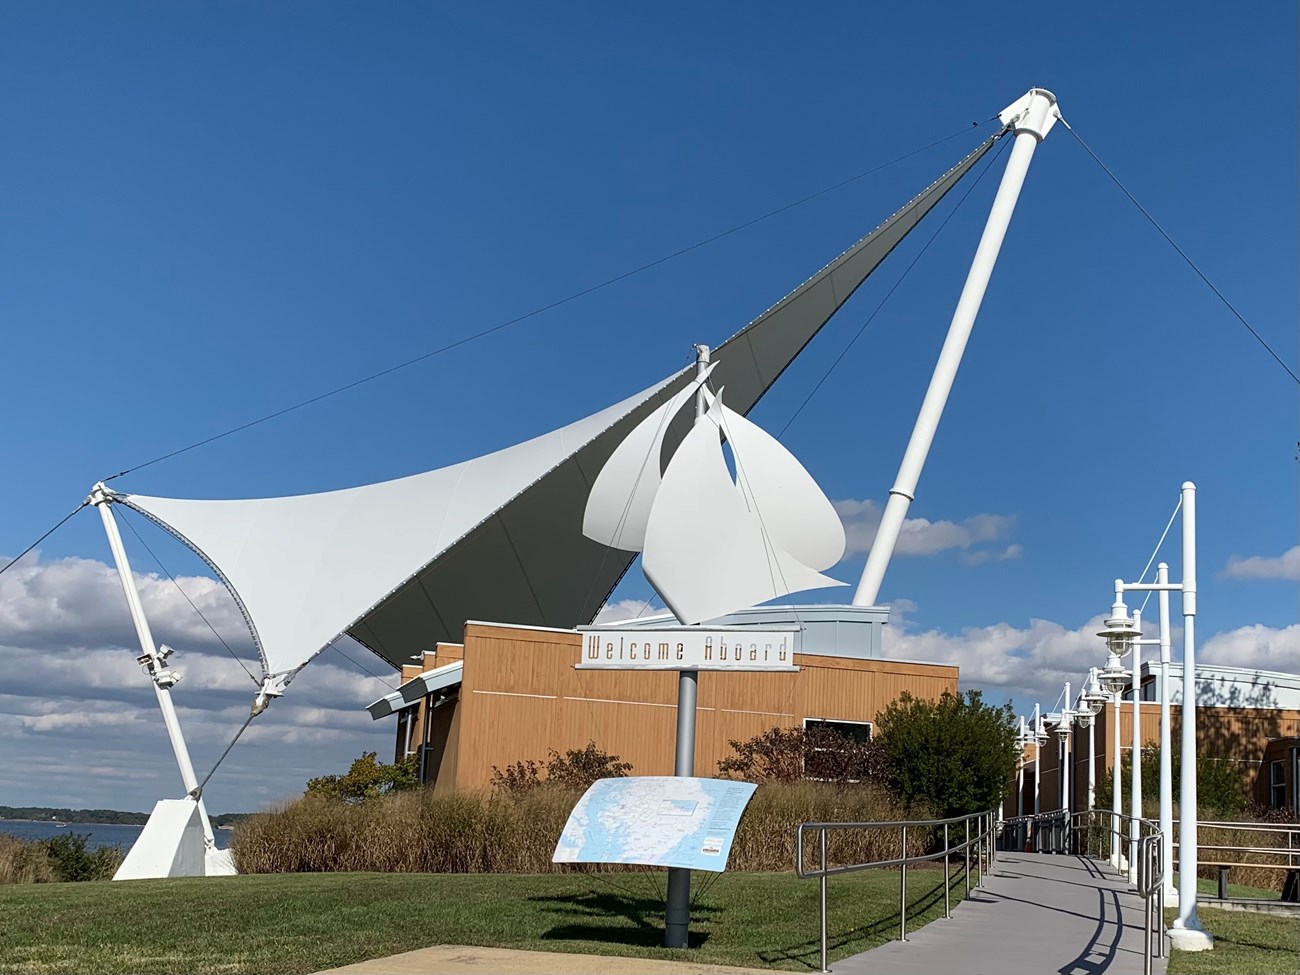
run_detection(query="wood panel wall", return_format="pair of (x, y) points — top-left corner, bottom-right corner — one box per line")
(1026, 701), (1300, 815)
(445, 623), (958, 791)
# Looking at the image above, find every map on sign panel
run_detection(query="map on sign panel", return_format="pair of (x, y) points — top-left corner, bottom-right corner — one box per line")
(553, 776), (757, 872)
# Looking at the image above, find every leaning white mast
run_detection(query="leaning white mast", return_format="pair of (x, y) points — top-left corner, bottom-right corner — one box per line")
(89, 482), (216, 847)
(854, 88), (1060, 605)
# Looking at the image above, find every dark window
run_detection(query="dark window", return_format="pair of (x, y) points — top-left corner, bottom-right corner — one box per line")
(804, 718), (873, 744)
(1270, 760), (1286, 808)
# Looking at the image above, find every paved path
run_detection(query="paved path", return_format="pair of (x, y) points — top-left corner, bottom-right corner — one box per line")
(833, 852), (1165, 975)
(315, 945), (772, 975)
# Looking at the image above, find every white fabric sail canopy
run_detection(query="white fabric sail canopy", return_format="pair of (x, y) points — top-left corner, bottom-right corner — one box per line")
(121, 375), (676, 680)
(110, 131), (1002, 681)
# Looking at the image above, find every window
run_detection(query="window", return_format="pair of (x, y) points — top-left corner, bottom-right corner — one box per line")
(803, 718), (873, 782)
(804, 717), (873, 743)
(1292, 748), (1299, 815)
(1270, 760), (1286, 809)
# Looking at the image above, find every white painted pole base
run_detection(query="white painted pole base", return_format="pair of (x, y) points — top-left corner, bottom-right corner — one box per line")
(1167, 920), (1214, 952)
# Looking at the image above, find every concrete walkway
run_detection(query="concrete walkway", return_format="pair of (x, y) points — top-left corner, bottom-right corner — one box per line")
(315, 945), (772, 975)
(833, 852), (1166, 975)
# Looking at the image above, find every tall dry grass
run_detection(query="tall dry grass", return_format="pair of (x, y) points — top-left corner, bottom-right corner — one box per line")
(0, 834), (56, 884)
(232, 781), (929, 875)
(1194, 822), (1298, 893)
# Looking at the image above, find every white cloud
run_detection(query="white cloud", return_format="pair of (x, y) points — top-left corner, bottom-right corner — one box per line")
(882, 614), (1118, 712)
(833, 499), (1018, 562)
(1221, 546), (1300, 581)
(0, 554), (396, 813)
(1200, 623), (1300, 671)
(594, 597), (662, 623)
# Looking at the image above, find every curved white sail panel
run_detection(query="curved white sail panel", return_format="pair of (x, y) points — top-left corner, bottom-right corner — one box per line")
(642, 399), (845, 625)
(716, 401), (845, 571)
(120, 373), (678, 681)
(582, 366), (714, 552)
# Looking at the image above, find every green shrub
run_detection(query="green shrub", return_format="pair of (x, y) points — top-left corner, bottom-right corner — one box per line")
(490, 741), (632, 793)
(39, 833), (120, 882)
(305, 751), (420, 803)
(1096, 744), (1250, 819)
(876, 690), (1018, 817)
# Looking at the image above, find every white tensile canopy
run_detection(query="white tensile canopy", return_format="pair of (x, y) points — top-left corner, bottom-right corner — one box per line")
(115, 132), (1002, 685)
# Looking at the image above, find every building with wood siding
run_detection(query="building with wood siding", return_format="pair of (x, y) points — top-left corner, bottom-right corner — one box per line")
(367, 608), (958, 791)
(1013, 663), (1300, 819)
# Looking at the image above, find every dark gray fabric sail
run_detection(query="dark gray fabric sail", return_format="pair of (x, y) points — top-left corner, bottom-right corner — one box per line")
(347, 132), (1003, 667)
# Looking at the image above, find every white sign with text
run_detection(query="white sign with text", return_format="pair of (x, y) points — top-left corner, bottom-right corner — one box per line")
(576, 626), (799, 672)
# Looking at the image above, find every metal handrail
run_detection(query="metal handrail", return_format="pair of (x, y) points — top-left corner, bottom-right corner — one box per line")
(1168, 819), (1300, 889)
(795, 808), (996, 973)
(1071, 809), (1166, 975)
(1003, 810), (1165, 974)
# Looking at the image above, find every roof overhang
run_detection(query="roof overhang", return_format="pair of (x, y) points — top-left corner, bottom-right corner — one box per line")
(366, 660), (463, 719)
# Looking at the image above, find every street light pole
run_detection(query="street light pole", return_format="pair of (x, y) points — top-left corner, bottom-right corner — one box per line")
(1101, 483), (1210, 949)
(1126, 609), (1145, 884)
(1168, 482), (1212, 950)
(1157, 562), (1177, 902)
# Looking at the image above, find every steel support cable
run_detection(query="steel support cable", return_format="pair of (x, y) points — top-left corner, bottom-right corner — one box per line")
(190, 708), (256, 799)
(1059, 119), (1299, 386)
(1134, 497), (1182, 616)
(328, 640), (399, 689)
(103, 119), (999, 483)
(776, 133), (1011, 439)
(0, 501), (90, 579)
(119, 510), (260, 685)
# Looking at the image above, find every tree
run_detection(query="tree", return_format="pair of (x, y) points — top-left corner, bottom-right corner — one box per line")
(876, 690), (1018, 817)
(305, 751), (420, 803)
(716, 725), (890, 783)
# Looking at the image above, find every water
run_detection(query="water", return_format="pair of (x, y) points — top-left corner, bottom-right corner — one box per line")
(0, 819), (231, 851)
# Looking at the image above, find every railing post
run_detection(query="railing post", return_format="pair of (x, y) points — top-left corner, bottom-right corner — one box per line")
(943, 822), (951, 918)
(819, 828), (828, 973)
(965, 818), (971, 896)
(900, 824), (908, 941)
(1157, 881), (1165, 959)
(1143, 890), (1153, 975)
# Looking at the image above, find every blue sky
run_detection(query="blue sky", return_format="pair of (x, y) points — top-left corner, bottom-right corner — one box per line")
(0, 3), (1295, 812)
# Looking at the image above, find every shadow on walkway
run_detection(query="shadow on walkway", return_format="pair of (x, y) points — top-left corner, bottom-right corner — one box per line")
(829, 853), (1164, 975)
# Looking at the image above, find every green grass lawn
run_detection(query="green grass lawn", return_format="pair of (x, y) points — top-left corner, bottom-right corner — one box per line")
(0, 865), (974, 974)
(1166, 907), (1300, 975)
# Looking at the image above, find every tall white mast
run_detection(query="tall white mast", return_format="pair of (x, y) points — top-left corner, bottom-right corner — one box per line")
(854, 88), (1060, 606)
(89, 483), (216, 846)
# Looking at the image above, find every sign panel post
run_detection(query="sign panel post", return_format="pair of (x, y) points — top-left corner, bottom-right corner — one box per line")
(575, 625), (798, 947)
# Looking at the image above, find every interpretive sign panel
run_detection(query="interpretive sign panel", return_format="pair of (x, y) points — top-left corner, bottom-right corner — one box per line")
(575, 626), (798, 672)
(553, 776), (758, 872)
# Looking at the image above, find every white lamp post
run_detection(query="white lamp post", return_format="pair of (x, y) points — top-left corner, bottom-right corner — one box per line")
(1172, 481), (1209, 947)
(1080, 669), (1108, 811)
(1096, 619), (1133, 871)
(1016, 717), (1029, 818)
(1104, 483), (1210, 949)
(1032, 703), (1046, 817)
(1156, 562), (1177, 902)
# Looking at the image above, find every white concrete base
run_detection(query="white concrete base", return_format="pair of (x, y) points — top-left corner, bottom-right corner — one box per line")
(115, 799), (205, 879)
(205, 847), (237, 876)
(113, 798), (237, 880)
(1167, 921), (1214, 952)
(1163, 886), (1179, 908)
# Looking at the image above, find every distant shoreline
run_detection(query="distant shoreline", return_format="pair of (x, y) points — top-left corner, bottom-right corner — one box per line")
(0, 818), (142, 828)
